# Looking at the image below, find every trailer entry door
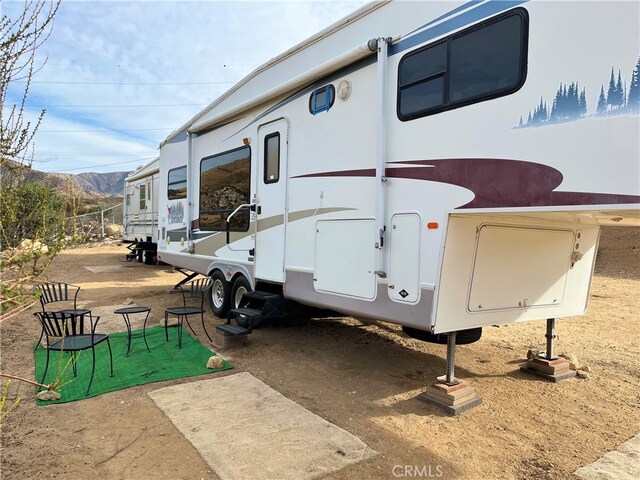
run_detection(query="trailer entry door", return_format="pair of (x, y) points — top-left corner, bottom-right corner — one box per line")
(255, 118), (288, 283)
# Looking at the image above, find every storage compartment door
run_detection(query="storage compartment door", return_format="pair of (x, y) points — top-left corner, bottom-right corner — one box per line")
(468, 225), (574, 312)
(314, 219), (376, 299)
(388, 213), (421, 303)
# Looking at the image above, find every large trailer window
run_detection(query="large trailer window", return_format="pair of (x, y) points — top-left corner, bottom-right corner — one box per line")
(168, 166), (187, 199)
(397, 9), (528, 121)
(200, 146), (251, 232)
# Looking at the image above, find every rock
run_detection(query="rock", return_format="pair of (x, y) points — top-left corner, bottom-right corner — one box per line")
(18, 239), (33, 250)
(562, 353), (585, 370)
(123, 297), (134, 305)
(32, 240), (48, 255)
(36, 390), (61, 401)
(527, 348), (541, 360)
(206, 356), (224, 369)
(576, 371), (591, 379)
(579, 365), (592, 372)
(17, 239), (49, 255)
(104, 223), (123, 236)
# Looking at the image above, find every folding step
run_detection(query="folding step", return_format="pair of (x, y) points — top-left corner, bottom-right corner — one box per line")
(242, 291), (281, 302)
(238, 290), (284, 323)
(230, 307), (263, 322)
(216, 323), (251, 336)
(244, 290), (280, 300)
(218, 307), (261, 335)
(218, 289), (285, 337)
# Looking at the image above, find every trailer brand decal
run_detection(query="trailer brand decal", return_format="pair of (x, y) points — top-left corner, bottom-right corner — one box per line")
(293, 159), (640, 209)
(168, 202), (184, 224)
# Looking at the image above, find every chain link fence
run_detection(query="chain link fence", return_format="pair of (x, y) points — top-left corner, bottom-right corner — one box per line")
(67, 203), (123, 240)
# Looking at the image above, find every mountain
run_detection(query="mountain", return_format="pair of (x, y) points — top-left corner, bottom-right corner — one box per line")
(1, 159), (130, 198)
(76, 171), (129, 197)
(29, 169), (129, 198)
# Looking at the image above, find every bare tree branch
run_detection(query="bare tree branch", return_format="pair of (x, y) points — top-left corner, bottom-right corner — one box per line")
(1, 0), (60, 170)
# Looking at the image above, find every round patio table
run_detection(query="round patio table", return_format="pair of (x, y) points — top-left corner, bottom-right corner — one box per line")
(114, 306), (151, 356)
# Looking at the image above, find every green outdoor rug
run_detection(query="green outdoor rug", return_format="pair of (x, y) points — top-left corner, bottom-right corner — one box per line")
(34, 325), (232, 405)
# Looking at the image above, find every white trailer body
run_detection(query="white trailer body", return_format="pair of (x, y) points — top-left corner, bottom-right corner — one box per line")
(123, 157), (159, 244)
(157, 0), (639, 335)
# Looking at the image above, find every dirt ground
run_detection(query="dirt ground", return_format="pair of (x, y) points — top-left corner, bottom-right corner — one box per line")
(1, 227), (638, 480)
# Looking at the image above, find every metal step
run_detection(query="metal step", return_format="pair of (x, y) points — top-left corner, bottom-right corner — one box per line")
(222, 291), (285, 336)
(242, 290), (281, 301)
(230, 307), (263, 319)
(216, 324), (251, 336)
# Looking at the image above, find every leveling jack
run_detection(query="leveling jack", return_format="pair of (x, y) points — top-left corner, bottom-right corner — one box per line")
(520, 318), (576, 382)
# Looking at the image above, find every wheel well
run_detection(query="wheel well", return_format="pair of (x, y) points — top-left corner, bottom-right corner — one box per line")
(231, 272), (247, 285)
(207, 263), (254, 287)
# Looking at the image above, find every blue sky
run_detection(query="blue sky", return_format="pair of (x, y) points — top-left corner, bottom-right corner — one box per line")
(4, 0), (367, 174)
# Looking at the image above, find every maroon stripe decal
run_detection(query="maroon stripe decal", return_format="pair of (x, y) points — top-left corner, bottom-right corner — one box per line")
(389, 159), (640, 208)
(293, 168), (375, 179)
(294, 159), (640, 209)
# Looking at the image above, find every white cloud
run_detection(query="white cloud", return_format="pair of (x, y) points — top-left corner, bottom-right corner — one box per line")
(3, 0), (367, 173)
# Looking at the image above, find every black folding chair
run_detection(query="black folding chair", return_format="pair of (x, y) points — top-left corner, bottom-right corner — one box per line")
(35, 282), (90, 351)
(164, 277), (213, 348)
(34, 311), (113, 396)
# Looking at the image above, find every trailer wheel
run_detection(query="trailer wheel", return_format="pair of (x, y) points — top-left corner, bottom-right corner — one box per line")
(143, 250), (156, 265)
(231, 276), (251, 310)
(402, 326), (482, 345)
(209, 270), (231, 318)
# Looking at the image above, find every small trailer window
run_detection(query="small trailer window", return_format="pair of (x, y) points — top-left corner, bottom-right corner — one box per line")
(309, 85), (335, 115)
(168, 166), (187, 199)
(139, 184), (146, 209)
(200, 146), (251, 232)
(264, 133), (280, 184)
(398, 8), (528, 120)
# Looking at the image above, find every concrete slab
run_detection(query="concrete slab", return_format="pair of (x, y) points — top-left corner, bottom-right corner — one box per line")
(148, 372), (376, 480)
(84, 265), (131, 273)
(574, 433), (640, 480)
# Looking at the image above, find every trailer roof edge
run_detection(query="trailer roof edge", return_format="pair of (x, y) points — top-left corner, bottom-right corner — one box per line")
(159, 0), (389, 147)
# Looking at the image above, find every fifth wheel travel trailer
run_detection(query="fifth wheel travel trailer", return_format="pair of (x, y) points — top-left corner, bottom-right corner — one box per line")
(154, 0), (639, 410)
(123, 157), (159, 263)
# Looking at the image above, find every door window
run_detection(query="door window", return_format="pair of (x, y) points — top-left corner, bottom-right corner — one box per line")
(264, 133), (280, 184)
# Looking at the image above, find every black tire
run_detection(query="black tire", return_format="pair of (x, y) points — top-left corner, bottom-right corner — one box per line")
(402, 326), (483, 345)
(231, 276), (252, 310)
(143, 250), (156, 265)
(209, 270), (231, 318)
